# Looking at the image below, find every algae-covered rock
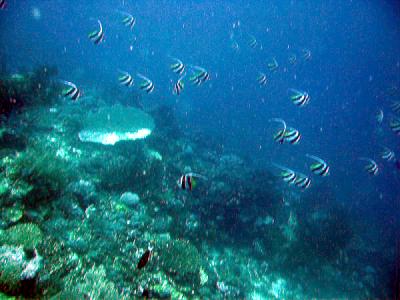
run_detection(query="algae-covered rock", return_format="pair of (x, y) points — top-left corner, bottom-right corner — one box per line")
(78, 105), (155, 145)
(0, 223), (43, 250)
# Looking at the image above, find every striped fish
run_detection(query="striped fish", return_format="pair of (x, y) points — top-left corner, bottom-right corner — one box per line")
(302, 49), (312, 60)
(289, 89), (310, 107)
(270, 118), (287, 144)
(390, 118), (400, 135)
(248, 35), (258, 49)
(268, 58), (279, 72)
(88, 20), (104, 45)
(273, 164), (297, 185)
(170, 57), (185, 75)
(381, 147), (395, 162)
(189, 66), (210, 86)
(121, 12), (135, 30)
(0, 0), (7, 9)
(288, 54), (297, 65)
(283, 127), (301, 144)
(137, 73), (154, 94)
(173, 75), (185, 96)
(257, 72), (267, 86)
(295, 173), (312, 189)
(306, 154), (330, 176)
(391, 101), (400, 114)
(61, 80), (81, 101)
(177, 173), (207, 191)
(359, 158), (379, 176)
(118, 71), (134, 87)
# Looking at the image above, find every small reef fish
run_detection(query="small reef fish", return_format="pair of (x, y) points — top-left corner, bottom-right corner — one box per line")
(302, 49), (312, 60)
(169, 57), (185, 75)
(257, 72), (267, 86)
(268, 58), (279, 72)
(288, 54), (297, 65)
(359, 157), (379, 176)
(270, 118), (287, 144)
(137, 247), (152, 270)
(283, 127), (301, 144)
(381, 147), (395, 162)
(0, 0), (7, 9)
(294, 173), (311, 189)
(137, 73), (154, 94)
(88, 20), (104, 45)
(306, 154), (330, 176)
(118, 71), (134, 87)
(289, 89), (310, 107)
(177, 173), (207, 191)
(391, 101), (400, 113)
(248, 35), (258, 49)
(273, 164), (297, 185)
(173, 75), (185, 96)
(61, 80), (81, 101)
(120, 11), (136, 30)
(390, 118), (400, 135)
(189, 66), (210, 86)
(375, 109), (384, 123)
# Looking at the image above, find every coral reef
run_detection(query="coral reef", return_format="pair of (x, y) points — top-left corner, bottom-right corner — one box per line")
(0, 223), (43, 250)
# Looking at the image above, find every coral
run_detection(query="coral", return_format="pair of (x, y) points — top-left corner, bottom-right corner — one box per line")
(119, 192), (140, 207)
(160, 239), (202, 287)
(0, 223), (43, 250)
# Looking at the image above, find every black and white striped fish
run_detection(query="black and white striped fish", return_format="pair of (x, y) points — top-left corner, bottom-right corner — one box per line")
(306, 154), (330, 176)
(88, 20), (104, 45)
(121, 12), (135, 29)
(391, 101), (400, 114)
(177, 173), (207, 191)
(289, 89), (310, 107)
(61, 80), (81, 101)
(359, 157), (379, 176)
(270, 118), (287, 144)
(390, 118), (400, 135)
(283, 127), (301, 144)
(288, 54), (297, 65)
(137, 73), (154, 94)
(381, 147), (395, 162)
(189, 66), (210, 86)
(173, 75), (185, 96)
(294, 173), (312, 189)
(268, 58), (279, 72)
(118, 71), (134, 87)
(248, 35), (258, 49)
(257, 72), (267, 86)
(170, 57), (185, 75)
(273, 164), (297, 185)
(0, 0), (7, 9)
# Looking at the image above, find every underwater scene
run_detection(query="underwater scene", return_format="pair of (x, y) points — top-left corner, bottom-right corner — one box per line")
(0, 1), (399, 299)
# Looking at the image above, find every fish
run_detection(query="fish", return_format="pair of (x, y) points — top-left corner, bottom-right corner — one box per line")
(294, 173), (312, 189)
(120, 12), (136, 30)
(359, 157), (379, 176)
(61, 80), (81, 101)
(257, 72), (267, 86)
(177, 173), (207, 191)
(283, 127), (301, 144)
(189, 66), (210, 86)
(390, 118), (400, 135)
(391, 101), (400, 114)
(0, 0), (7, 9)
(118, 71), (134, 87)
(375, 109), (384, 123)
(137, 73), (154, 94)
(273, 164), (297, 185)
(381, 147), (395, 162)
(248, 35), (258, 49)
(88, 20), (104, 45)
(173, 75), (185, 96)
(306, 154), (330, 176)
(270, 118), (287, 144)
(268, 58), (279, 72)
(289, 89), (310, 107)
(288, 54), (297, 65)
(137, 247), (152, 270)
(169, 57), (185, 75)
(302, 49), (312, 60)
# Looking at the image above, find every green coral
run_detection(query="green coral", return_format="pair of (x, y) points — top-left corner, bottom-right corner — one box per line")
(160, 239), (202, 277)
(0, 223), (43, 250)
(0, 246), (26, 295)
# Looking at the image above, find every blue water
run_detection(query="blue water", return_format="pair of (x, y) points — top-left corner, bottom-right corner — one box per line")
(1, 1), (399, 298)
